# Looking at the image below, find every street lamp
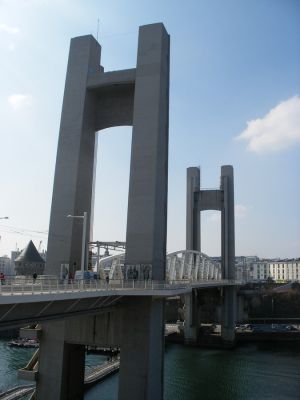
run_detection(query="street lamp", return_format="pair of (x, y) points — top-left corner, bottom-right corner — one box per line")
(67, 212), (88, 274)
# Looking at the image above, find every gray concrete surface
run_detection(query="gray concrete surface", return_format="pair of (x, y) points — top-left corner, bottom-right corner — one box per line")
(36, 321), (85, 400)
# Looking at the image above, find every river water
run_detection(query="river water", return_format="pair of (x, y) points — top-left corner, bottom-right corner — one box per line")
(1, 340), (300, 399)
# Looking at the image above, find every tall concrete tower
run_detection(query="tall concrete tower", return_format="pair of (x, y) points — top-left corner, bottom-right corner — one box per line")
(186, 165), (236, 342)
(46, 23), (170, 283)
(42, 23), (170, 400)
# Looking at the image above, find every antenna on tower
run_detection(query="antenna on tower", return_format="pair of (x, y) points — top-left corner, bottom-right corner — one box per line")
(96, 18), (100, 41)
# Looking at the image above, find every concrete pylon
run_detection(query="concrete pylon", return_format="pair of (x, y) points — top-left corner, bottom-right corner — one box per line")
(220, 165), (237, 342)
(186, 167), (200, 251)
(119, 23), (169, 400)
(185, 166), (236, 344)
(43, 23), (169, 400)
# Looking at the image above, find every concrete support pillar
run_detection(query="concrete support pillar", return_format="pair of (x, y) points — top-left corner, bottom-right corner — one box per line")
(119, 23), (169, 400)
(220, 166), (236, 342)
(46, 35), (100, 276)
(125, 23), (170, 279)
(118, 298), (165, 400)
(36, 321), (85, 400)
(186, 167), (200, 251)
(183, 291), (198, 344)
(221, 286), (237, 342)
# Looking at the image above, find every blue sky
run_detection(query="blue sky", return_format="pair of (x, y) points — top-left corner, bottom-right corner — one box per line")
(0, 0), (299, 258)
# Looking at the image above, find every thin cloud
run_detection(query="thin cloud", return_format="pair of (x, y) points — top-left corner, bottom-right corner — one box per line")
(8, 94), (33, 110)
(0, 23), (20, 34)
(207, 204), (248, 223)
(208, 212), (220, 223)
(236, 95), (300, 153)
(235, 204), (247, 218)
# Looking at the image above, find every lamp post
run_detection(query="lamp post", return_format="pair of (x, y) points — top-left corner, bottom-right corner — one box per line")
(67, 212), (88, 274)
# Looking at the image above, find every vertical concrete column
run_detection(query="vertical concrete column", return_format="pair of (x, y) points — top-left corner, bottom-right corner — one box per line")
(183, 291), (198, 344)
(46, 35), (101, 276)
(119, 298), (165, 400)
(220, 165), (236, 342)
(125, 23), (170, 279)
(36, 321), (85, 400)
(186, 167), (201, 251)
(120, 23), (170, 400)
(221, 165), (235, 280)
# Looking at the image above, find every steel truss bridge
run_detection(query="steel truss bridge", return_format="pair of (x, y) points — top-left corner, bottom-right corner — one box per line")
(100, 250), (222, 281)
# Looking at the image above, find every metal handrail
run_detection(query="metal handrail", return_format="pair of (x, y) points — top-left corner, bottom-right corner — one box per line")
(0, 278), (242, 296)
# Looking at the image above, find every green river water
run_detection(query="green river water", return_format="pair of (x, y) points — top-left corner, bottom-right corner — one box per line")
(1, 340), (300, 399)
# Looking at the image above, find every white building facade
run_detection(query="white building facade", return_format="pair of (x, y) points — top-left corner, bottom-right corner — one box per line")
(249, 259), (300, 282)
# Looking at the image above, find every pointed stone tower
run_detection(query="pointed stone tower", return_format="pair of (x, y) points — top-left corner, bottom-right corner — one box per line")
(14, 240), (45, 276)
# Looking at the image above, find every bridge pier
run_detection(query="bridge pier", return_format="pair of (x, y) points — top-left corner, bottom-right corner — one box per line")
(36, 321), (85, 400)
(118, 297), (165, 400)
(221, 286), (237, 343)
(183, 291), (199, 344)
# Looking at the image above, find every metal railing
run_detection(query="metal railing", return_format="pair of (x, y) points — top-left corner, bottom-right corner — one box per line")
(0, 277), (242, 296)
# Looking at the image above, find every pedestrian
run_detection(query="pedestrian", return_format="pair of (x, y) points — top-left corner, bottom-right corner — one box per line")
(33, 272), (37, 281)
(0, 272), (5, 285)
(105, 275), (109, 287)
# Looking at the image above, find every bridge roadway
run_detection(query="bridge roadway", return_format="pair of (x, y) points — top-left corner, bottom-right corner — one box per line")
(0, 279), (241, 330)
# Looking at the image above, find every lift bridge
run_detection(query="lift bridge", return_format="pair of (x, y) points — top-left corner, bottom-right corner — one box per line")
(0, 249), (237, 331)
(0, 22), (242, 400)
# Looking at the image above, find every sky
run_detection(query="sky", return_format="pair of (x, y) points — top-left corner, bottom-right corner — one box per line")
(0, 0), (299, 259)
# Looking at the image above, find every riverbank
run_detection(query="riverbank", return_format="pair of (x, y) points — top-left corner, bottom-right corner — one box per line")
(166, 327), (300, 348)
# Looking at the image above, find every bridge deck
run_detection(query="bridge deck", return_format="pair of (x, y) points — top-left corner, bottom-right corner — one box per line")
(0, 279), (241, 304)
(0, 279), (243, 330)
